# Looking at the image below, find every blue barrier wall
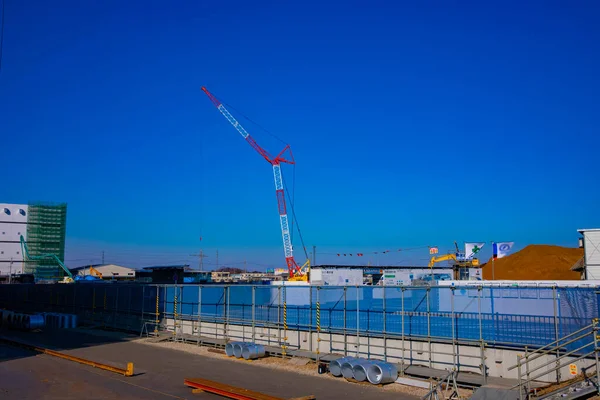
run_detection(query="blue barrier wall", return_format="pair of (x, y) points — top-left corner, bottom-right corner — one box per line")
(0, 283), (596, 352)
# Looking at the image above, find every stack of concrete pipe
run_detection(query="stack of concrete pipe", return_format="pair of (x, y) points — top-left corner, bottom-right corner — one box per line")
(42, 313), (77, 329)
(330, 356), (398, 385)
(224, 341), (266, 360)
(0, 310), (45, 331)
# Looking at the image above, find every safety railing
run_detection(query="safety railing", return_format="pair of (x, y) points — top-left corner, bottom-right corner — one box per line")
(0, 282), (599, 384)
(508, 319), (600, 400)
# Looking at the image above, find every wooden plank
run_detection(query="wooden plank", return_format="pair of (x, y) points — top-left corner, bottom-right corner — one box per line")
(184, 377), (285, 400)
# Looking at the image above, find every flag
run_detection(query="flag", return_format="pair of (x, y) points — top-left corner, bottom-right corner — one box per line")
(493, 242), (514, 259)
(465, 242), (485, 259)
(429, 247), (439, 255)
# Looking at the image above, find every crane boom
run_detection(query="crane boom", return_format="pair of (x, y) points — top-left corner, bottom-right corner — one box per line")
(201, 87), (306, 278)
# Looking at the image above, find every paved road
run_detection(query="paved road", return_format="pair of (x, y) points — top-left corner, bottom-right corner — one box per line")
(0, 329), (417, 400)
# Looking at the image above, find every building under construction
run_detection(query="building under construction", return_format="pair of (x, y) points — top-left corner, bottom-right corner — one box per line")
(23, 203), (68, 281)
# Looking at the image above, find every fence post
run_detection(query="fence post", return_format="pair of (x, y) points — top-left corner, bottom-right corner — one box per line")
(225, 286), (229, 341)
(593, 319), (600, 396)
(478, 286), (487, 384)
(401, 286), (405, 375)
(308, 285), (313, 352)
(343, 286), (347, 356)
(252, 285), (256, 343)
(114, 286), (119, 330)
(283, 285), (288, 357)
(155, 286), (160, 334)
(451, 286), (456, 371)
(356, 285), (360, 358)
(553, 286), (561, 383)
(277, 285), (282, 346)
(517, 355), (523, 400)
(197, 285), (202, 345)
(173, 286), (178, 338)
(383, 285), (387, 362)
(316, 286), (321, 364)
(141, 285), (145, 320)
(427, 286), (432, 368)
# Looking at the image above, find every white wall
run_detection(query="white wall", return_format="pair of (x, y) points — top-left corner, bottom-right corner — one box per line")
(310, 268), (363, 286)
(583, 231), (600, 279)
(0, 204), (28, 276)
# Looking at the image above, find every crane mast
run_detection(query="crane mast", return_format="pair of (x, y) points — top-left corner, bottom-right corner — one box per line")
(201, 87), (306, 278)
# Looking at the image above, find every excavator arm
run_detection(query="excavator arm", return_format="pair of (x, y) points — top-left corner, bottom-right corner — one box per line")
(428, 253), (457, 268)
(20, 235), (74, 283)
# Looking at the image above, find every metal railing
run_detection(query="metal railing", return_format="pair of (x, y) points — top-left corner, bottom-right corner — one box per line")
(0, 282), (598, 384)
(508, 319), (600, 400)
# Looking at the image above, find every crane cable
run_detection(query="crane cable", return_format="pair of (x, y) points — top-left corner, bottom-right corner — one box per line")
(281, 167), (309, 261)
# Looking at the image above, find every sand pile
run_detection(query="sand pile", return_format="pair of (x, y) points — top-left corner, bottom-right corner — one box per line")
(482, 244), (583, 280)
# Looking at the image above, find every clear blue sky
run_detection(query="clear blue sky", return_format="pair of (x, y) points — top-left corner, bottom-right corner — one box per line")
(1, 1), (598, 269)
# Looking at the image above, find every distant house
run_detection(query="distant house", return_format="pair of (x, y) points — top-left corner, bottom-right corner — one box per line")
(70, 264), (136, 280)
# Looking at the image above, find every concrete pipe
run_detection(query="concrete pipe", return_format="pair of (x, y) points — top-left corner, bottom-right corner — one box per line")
(366, 361), (399, 385)
(0, 310), (3, 327)
(329, 357), (355, 377)
(70, 315), (78, 328)
(225, 342), (244, 357)
(12, 314), (22, 329)
(341, 358), (367, 379)
(232, 343), (245, 358)
(21, 315), (30, 330)
(352, 360), (374, 382)
(27, 315), (45, 330)
(242, 344), (265, 360)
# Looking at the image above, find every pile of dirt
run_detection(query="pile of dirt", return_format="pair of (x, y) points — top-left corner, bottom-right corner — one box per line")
(481, 244), (583, 280)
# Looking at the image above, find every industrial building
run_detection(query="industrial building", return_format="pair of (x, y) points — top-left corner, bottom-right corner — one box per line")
(308, 265), (481, 286)
(0, 203), (67, 281)
(70, 264), (136, 281)
(0, 203), (28, 276)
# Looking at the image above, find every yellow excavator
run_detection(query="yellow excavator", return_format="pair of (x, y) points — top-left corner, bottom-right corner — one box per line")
(428, 242), (480, 280)
(89, 266), (103, 279)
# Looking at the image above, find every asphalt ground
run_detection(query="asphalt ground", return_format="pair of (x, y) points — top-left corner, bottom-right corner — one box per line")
(0, 328), (417, 400)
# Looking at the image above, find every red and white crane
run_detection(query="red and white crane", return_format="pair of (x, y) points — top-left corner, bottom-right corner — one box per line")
(201, 87), (309, 279)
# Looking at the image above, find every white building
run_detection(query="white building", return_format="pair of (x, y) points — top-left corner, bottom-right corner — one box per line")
(71, 264), (136, 280)
(578, 229), (600, 279)
(0, 203), (29, 276)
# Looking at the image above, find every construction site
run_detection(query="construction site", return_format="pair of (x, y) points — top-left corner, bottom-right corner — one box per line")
(1, 2), (599, 398)
(0, 86), (599, 400)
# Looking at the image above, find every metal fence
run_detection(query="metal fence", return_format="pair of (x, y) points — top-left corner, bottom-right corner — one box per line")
(0, 283), (597, 355)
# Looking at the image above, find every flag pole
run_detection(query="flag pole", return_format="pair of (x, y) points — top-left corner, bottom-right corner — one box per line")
(491, 241), (495, 280)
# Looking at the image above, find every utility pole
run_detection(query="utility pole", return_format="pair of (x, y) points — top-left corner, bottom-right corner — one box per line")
(189, 250), (208, 271)
(244, 259), (247, 273)
(313, 245), (316, 266)
(216, 249), (219, 270)
(8, 258), (13, 284)
(101, 251), (105, 264)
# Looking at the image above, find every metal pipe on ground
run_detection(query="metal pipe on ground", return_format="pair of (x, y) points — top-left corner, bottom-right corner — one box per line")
(225, 341), (245, 357)
(242, 344), (265, 360)
(352, 360), (374, 382)
(330, 356), (356, 377)
(26, 315), (45, 330)
(233, 343), (244, 358)
(366, 361), (398, 385)
(341, 358), (368, 379)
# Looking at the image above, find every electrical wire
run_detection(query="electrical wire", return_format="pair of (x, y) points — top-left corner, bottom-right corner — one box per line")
(281, 167), (309, 261)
